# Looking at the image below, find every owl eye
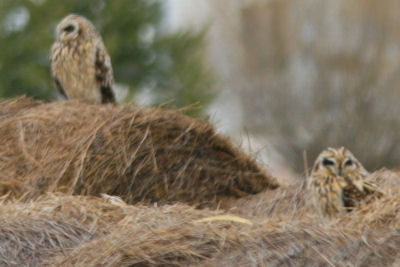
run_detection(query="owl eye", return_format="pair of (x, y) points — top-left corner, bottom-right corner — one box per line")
(63, 25), (75, 33)
(322, 158), (334, 166)
(345, 159), (353, 166)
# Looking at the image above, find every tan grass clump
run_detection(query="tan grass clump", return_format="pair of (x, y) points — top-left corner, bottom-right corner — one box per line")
(0, 194), (228, 266)
(0, 218), (94, 267)
(0, 96), (41, 118)
(0, 195), (104, 266)
(0, 97), (278, 206)
(0, 170), (399, 266)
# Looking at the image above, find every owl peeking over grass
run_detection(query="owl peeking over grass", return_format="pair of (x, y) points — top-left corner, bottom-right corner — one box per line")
(308, 147), (382, 219)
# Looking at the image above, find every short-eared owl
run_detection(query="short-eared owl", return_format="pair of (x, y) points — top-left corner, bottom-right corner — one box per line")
(50, 14), (115, 103)
(308, 147), (378, 219)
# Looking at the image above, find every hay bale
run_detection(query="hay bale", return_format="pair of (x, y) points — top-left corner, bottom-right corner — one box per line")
(193, 169), (400, 266)
(0, 193), (133, 230)
(0, 193), (221, 232)
(0, 195), (103, 267)
(0, 97), (278, 206)
(1, 170), (400, 267)
(0, 194), (229, 266)
(0, 96), (42, 119)
(45, 171), (400, 267)
(2, 96), (400, 265)
(0, 218), (94, 267)
(199, 227), (400, 267)
(0, 193), (130, 266)
(49, 217), (254, 266)
(0, 194), (250, 266)
(220, 181), (310, 221)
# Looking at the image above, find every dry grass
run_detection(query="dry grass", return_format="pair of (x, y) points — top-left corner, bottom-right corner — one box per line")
(0, 97), (399, 266)
(0, 170), (397, 266)
(0, 97), (278, 207)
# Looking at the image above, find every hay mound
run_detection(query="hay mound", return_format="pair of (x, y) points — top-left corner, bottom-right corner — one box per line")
(0, 170), (399, 266)
(0, 96), (42, 118)
(0, 218), (93, 267)
(0, 97), (278, 206)
(0, 194), (226, 266)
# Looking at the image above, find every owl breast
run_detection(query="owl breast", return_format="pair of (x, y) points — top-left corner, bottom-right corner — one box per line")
(52, 41), (101, 103)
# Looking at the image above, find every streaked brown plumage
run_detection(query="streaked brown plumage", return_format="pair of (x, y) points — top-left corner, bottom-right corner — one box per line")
(308, 147), (380, 219)
(50, 14), (115, 103)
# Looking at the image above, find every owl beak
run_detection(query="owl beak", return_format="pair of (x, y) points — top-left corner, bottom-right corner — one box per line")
(338, 168), (343, 176)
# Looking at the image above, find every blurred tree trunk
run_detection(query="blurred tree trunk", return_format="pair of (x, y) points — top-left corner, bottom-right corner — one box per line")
(206, 0), (400, 172)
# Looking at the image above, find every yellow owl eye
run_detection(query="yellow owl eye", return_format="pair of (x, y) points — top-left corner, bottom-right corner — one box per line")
(63, 25), (75, 33)
(322, 158), (334, 166)
(345, 159), (353, 166)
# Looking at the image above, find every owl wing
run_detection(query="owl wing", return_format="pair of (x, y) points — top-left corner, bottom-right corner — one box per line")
(50, 44), (69, 100)
(342, 175), (382, 209)
(54, 78), (68, 100)
(344, 173), (364, 193)
(95, 46), (115, 103)
(362, 179), (383, 197)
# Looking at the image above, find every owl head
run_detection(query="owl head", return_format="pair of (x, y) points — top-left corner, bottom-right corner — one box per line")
(55, 14), (99, 42)
(311, 147), (368, 178)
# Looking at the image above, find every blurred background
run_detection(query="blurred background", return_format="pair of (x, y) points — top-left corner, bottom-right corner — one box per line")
(1, 0), (400, 179)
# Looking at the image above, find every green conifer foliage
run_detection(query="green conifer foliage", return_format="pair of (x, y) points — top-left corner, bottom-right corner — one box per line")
(0, 0), (215, 116)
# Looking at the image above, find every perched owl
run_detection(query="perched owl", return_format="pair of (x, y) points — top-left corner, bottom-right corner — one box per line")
(50, 14), (115, 103)
(308, 147), (379, 219)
